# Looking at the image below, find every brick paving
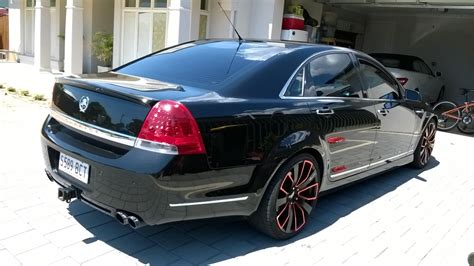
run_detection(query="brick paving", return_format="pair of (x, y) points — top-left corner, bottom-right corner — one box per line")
(0, 92), (473, 266)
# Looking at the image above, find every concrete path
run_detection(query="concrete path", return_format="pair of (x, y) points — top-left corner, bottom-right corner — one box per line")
(0, 92), (473, 266)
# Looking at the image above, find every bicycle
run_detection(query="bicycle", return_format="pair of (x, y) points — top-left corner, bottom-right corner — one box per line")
(432, 88), (474, 134)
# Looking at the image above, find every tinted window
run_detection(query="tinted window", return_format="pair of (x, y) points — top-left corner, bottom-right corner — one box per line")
(359, 60), (400, 100)
(284, 53), (364, 98)
(284, 68), (304, 97)
(371, 53), (427, 74)
(413, 60), (433, 76)
(116, 41), (288, 88)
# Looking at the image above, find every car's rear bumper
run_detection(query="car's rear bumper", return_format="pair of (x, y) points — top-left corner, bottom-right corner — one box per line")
(41, 116), (258, 226)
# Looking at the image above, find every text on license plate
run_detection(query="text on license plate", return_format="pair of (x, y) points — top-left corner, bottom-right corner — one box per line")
(58, 153), (90, 184)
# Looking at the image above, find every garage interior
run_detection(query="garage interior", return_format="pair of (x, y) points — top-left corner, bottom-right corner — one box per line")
(283, 0), (474, 103)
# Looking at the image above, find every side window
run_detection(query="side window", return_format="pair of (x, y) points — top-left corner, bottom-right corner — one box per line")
(359, 60), (400, 101)
(305, 54), (363, 98)
(283, 53), (364, 98)
(284, 68), (304, 97)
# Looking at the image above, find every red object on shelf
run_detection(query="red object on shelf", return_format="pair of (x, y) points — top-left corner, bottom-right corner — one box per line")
(282, 14), (304, 30)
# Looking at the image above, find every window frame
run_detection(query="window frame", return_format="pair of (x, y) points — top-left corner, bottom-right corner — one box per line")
(280, 51), (365, 100)
(199, 0), (210, 39)
(121, 0), (169, 64)
(356, 57), (404, 102)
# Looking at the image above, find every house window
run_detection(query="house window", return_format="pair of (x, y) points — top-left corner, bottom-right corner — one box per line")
(199, 0), (209, 39)
(139, 0), (151, 8)
(24, 0), (59, 57)
(26, 0), (36, 7)
(122, 0), (168, 64)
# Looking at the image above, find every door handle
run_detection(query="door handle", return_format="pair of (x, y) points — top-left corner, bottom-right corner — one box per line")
(312, 107), (334, 116)
(377, 109), (388, 116)
(414, 109), (425, 115)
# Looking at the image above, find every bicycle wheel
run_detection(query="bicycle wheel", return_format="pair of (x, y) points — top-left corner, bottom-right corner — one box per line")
(432, 101), (460, 131)
(457, 107), (474, 135)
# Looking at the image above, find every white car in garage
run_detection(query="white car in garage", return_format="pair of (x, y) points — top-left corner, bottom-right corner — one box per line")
(370, 53), (445, 103)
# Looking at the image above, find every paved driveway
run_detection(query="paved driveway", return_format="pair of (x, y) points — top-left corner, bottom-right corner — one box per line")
(0, 93), (473, 266)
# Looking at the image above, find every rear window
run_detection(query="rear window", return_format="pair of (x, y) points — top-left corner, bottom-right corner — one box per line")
(115, 41), (288, 88)
(371, 54), (419, 73)
(376, 58), (402, 69)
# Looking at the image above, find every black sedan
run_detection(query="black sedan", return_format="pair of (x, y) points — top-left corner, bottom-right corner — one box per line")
(41, 40), (436, 239)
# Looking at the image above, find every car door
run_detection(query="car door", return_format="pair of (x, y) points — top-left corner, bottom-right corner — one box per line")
(357, 58), (418, 166)
(284, 52), (379, 181)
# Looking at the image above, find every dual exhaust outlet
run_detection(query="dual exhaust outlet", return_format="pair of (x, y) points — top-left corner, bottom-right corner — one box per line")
(57, 187), (144, 230)
(115, 211), (144, 229)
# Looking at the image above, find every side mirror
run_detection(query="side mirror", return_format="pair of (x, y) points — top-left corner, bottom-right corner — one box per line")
(405, 89), (422, 102)
(436, 72), (442, 77)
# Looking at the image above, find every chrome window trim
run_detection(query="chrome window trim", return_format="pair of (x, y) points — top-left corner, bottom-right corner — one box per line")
(279, 50), (353, 99)
(50, 109), (137, 147)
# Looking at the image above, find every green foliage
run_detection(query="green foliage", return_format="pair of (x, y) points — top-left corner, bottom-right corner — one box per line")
(33, 94), (46, 101)
(92, 32), (114, 67)
(20, 90), (30, 97)
(7, 87), (16, 93)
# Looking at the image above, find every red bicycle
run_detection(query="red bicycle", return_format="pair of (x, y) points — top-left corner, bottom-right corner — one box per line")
(433, 88), (474, 134)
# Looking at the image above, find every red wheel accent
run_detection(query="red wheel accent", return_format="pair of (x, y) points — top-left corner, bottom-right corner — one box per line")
(276, 202), (290, 231)
(293, 202), (306, 231)
(297, 182), (319, 201)
(279, 173), (293, 195)
(275, 159), (319, 234)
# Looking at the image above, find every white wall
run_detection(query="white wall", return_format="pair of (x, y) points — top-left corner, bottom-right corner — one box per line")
(363, 10), (474, 102)
(8, 0), (23, 54)
(209, 0), (284, 40)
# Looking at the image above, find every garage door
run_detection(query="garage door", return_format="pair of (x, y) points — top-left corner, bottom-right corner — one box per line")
(326, 0), (474, 103)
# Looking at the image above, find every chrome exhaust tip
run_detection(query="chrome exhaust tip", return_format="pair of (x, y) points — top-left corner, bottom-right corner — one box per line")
(127, 216), (144, 229)
(115, 211), (129, 225)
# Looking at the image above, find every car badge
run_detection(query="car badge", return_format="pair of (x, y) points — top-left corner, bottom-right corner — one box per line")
(79, 96), (90, 113)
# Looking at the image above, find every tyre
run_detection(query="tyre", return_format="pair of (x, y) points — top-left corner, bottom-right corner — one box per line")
(411, 120), (436, 169)
(457, 108), (474, 135)
(432, 101), (459, 131)
(250, 153), (321, 239)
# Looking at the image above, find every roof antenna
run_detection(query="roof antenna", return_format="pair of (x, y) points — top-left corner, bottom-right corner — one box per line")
(217, 0), (243, 42)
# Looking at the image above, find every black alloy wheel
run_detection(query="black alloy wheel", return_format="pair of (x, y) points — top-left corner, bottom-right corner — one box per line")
(411, 120), (436, 168)
(250, 154), (321, 239)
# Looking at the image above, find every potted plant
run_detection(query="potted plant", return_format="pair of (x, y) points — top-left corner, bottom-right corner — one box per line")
(92, 32), (113, 73)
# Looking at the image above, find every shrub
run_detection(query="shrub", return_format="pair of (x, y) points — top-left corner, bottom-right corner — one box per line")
(33, 94), (46, 101)
(20, 90), (30, 97)
(7, 87), (16, 93)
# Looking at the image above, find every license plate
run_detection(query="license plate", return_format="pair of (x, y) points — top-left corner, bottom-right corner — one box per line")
(58, 153), (90, 184)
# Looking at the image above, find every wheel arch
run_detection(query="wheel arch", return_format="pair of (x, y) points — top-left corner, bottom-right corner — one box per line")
(253, 146), (326, 213)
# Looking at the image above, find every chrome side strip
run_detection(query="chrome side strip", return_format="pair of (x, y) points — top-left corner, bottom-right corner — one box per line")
(330, 164), (369, 179)
(330, 150), (414, 179)
(369, 150), (414, 168)
(169, 196), (249, 207)
(50, 110), (137, 147)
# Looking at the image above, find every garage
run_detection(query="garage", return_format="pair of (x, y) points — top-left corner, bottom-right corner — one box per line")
(283, 0), (474, 103)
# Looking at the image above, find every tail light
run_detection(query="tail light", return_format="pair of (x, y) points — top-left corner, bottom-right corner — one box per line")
(135, 100), (206, 155)
(397, 77), (408, 86)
